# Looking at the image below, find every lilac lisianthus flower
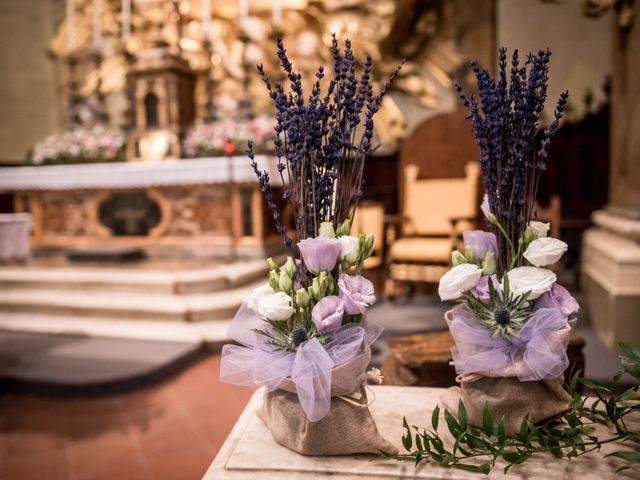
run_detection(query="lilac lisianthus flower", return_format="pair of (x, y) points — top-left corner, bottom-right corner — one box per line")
(298, 236), (342, 273)
(311, 295), (344, 333)
(338, 274), (376, 315)
(535, 283), (579, 318)
(470, 275), (501, 302)
(463, 230), (497, 260)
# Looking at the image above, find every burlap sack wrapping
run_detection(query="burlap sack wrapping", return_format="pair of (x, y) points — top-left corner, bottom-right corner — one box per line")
(258, 347), (398, 456)
(441, 310), (576, 436)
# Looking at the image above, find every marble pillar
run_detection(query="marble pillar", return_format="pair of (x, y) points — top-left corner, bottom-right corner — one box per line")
(582, 3), (640, 350)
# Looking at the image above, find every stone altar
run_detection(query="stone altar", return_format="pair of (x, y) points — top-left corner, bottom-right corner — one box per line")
(203, 385), (636, 479)
(0, 156), (284, 258)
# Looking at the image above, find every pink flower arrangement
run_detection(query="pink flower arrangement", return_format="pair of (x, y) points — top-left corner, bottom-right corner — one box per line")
(183, 116), (276, 158)
(31, 125), (125, 165)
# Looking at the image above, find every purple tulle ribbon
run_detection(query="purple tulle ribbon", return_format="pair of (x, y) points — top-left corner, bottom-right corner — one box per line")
(220, 303), (381, 421)
(449, 300), (572, 381)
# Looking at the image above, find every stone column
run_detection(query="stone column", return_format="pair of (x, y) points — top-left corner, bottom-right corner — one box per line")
(582, 2), (640, 350)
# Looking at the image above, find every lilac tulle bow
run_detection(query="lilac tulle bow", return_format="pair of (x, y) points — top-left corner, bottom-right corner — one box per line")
(220, 303), (381, 422)
(448, 303), (571, 381)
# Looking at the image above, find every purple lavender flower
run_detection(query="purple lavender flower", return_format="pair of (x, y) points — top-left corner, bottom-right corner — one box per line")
(455, 48), (569, 275)
(297, 237), (342, 273)
(463, 230), (498, 259)
(311, 295), (345, 333)
(338, 274), (376, 315)
(252, 36), (402, 244)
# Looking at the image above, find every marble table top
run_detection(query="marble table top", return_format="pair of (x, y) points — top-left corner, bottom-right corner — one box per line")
(0, 156), (281, 192)
(203, 385), (636, 479)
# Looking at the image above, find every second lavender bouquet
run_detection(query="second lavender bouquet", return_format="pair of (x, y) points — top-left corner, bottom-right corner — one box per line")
(437, 48), (575, 435)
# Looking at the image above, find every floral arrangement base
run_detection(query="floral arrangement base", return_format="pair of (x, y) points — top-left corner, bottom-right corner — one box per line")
(442, 307), (576, 436)
(257, 346), (397, 456)
(258, 385), (397, 456)
(440, 375), (571, 436)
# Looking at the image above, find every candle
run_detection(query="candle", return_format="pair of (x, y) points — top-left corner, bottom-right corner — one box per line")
(93, 0), (103, 49)
(238, 0), (248, 26)
(122, 0), (131, 42)
(202, 0), (211, 37)
(66, 0), (76, 50)
(272, 0), (281, 27)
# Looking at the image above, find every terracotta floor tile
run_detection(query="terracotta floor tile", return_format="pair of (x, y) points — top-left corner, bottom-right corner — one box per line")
(0, 354), (252, 480)
(0, 448), (70, 480)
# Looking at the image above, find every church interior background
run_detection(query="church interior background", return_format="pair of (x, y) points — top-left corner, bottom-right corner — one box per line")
(0, 0), (638, 479)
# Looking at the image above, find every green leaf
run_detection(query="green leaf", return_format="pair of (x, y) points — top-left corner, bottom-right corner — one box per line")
(401, 418), (412, 451)
(579, 378), (611, 392)
(479, 463), (493, 474)
(452, 464), (484, 473)
(496, 417), (507, 443)
(619, 342), (640, 362)
(431, 405), (440, 431)
(482, 403), (493, 436)
(622, 361), (640, 379)
(444, 409), (461, 437)
(414, 433), (423, 451)
(458, 400), (468, 431)
(606, 451), (640, 462)
(502, 452), (523, 464)
(618, 388), (640, 402)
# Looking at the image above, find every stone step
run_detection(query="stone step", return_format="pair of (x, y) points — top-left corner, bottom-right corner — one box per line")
(0, 258), (271, 295)
(0, 281), (262, 322)
(0, 312), (230, 347)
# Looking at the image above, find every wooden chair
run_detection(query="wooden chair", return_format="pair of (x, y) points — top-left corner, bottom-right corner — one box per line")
(386, 161), (481, 295)
(351, 201), (386, 292)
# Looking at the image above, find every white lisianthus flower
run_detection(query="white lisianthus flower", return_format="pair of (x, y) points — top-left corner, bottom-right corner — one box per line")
(258, 292), (294, 321)
(506, 266), (556, 300)
(438, 264), (483, 301)
(523, 237), (568, 267)
(339, 236), (360, 263)
(247, 283), (275, 312)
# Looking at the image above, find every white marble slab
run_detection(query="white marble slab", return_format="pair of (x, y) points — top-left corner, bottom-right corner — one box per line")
(0, 156), (282, 192)
(203, 385), (637, 480)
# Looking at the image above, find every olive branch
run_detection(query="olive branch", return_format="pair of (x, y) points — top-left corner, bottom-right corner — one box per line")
(383, 342), (640, 475)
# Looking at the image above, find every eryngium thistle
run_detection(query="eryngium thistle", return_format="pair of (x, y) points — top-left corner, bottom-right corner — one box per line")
(290, 326), (308, 347)
(455, 48), (568, 275)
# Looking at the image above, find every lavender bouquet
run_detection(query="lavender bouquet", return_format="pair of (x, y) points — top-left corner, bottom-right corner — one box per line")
(437, 48), (577, 434)
(220, 37), (401, 456)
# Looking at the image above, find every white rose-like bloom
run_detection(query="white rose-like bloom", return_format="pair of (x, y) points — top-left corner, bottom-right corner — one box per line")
(506, 266), (556, 300)
(523, 237), (568, 267)
(247, 283), (274, 312)
(438, 264), (483, 301)
(339, 236), (360, 263)
(258, 292), (294, 321)
(527, 221), (550, 239)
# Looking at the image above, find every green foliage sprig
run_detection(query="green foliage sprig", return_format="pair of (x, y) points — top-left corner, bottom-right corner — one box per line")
(384, 343), (640, 475)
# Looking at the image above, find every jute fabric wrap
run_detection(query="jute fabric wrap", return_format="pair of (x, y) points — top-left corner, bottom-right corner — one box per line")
(257, 347), (398, 455)
(441, 310), (575, 436)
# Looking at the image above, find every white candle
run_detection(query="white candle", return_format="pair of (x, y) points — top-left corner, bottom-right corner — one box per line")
(272, 0), (281, 26)
(66, 0), (76, 50)
(238, 0), (248, 25)
(202, 0), (211, 36)
(93, 0), (103, 49)
(122, 0), (131, 42)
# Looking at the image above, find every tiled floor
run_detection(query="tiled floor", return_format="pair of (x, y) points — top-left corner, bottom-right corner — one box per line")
(0, 355), (253, 480)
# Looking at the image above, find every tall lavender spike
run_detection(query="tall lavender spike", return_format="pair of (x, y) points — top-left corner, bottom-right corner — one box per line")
(456, 48), (569, 275)
(250, 36), (402, 245)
